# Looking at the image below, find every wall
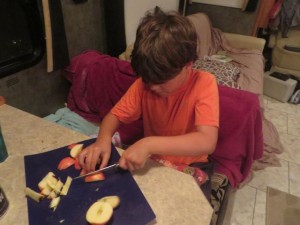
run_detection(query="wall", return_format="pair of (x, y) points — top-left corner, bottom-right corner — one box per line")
(186, 2), (259, 35)
(0, 0), (106, 117)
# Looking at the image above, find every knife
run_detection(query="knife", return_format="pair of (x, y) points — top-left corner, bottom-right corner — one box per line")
(73, 163), (120, 180)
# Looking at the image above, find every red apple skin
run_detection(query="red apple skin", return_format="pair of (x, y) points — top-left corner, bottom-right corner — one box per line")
(57, 157), (75, 170)
(84, 172), (105, 183)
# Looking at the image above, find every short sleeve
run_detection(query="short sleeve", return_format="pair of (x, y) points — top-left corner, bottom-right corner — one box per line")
(111, 78), (143, 124)
(195, 72), (219, 128)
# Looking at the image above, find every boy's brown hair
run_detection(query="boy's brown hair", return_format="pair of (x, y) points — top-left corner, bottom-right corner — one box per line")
(131, 7), (198, 84)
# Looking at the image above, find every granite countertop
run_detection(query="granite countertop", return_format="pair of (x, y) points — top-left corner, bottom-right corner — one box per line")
(0, 104), (212, 225)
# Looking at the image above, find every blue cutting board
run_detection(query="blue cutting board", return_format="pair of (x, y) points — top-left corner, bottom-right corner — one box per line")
(24, 138), (156, 225)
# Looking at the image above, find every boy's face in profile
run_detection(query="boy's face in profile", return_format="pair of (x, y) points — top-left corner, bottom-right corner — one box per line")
(148, 68), (188, 97)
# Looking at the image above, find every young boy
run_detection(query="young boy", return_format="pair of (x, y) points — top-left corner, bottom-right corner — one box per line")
(79, 7), (219, 175)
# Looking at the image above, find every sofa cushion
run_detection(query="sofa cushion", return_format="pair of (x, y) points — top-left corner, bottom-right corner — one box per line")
(192, 58), (241, 89)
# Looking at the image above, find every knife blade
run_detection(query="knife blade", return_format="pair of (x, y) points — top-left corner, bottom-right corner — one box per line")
(73, 163), (120, 180)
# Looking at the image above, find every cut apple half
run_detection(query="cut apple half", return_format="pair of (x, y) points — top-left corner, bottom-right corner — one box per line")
(86, 202), (113, 225)
(58, 157), (75, 170)
(70, 144), (83, 158)
(97, 196), (120, 209)
(25, 187), (44, 202)
(84, 172), (105, 183)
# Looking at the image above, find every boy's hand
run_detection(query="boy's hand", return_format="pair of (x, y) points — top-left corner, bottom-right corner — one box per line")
(78, 141), (111, 172)
(119, 138), (151, 171)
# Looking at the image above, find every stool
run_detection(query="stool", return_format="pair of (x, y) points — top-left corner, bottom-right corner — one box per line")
(263, 72), (297, 102)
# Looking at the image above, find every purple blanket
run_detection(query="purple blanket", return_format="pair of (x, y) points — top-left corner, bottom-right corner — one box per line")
(212, 86), (263, 188)
(64, 50), (143, 145)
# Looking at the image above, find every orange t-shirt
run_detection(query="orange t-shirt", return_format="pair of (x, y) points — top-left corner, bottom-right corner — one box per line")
(111, 68), (219, 165)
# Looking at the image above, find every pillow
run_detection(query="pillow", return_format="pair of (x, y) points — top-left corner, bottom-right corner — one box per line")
(192, 58), (241, 89)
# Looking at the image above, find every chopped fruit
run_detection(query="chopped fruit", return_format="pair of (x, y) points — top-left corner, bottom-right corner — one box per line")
(60, 176), (72, 196)
(41, 185), (52, 196)
(86, 202), (113, 225)
(38, 172), (55, 190)
(25, 187), (44, 202)
(57, 157), (75, 170)
(74, 157), (82, 170)
(26, 172), (75, 211)
(46, 176), (58, 190)
(53, 179), (64, 194)
(47, 190), (57, 199)
(84, 172), (105, 183)
(70, 144), (83, 158)
(50, 196), (61, 211)
(97, 196), (120, 209)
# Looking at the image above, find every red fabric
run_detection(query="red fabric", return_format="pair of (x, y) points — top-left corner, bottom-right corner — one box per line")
(211, 85), (263, 188)
(64, 50), (143, 145)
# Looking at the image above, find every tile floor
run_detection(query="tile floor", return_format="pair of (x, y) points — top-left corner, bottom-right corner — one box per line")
(228, 95), (300, 225)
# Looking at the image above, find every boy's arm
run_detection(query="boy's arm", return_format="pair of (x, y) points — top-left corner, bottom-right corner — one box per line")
(146, 125), (218, 155)
(79, 112), (121, 171)
(119, 125), (218, 170)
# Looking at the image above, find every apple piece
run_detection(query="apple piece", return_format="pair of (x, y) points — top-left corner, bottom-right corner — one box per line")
(38, 172), (55, 190)
(97, 196), (120, 209)
(41, 184), (52, 196)
(25, 187), (44, 202)
(47, 190), (58, 199)
(70, 144), (83, 158)
(60, 176), (72, 196)
(46, 176), (58, 190)
(58, 157), (75, 170)
(53, 179), (64, 194)
(84, 172), (105, 183)
(67, 143), (78, 150)
(50, 196), (61, 211)
(86, 202), (113, 225)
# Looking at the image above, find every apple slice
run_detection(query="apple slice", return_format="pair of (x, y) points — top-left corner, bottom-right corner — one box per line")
(84, 172), (105, 183)
(50, 196), (61, 211)
(86, 202), (113, 225)
(60, 176), (72, 196)
(58, 157), (75, 170)
(70, 144), (83, 158)
(52, 179), (64, 194)
(25, 187), (44, 202)
(46, 176), (58, 190)
(47, 190), (58, 199)
(41, 184), (53, 196)
(97, 196), (120, 209)
(67, 143), (78, 150)
(38, 172), (55, 190)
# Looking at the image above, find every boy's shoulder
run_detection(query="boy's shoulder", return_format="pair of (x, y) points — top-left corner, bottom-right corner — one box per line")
(191, 68), (216, 83)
